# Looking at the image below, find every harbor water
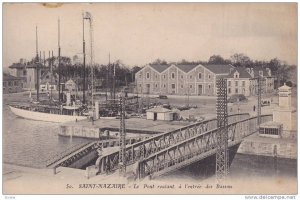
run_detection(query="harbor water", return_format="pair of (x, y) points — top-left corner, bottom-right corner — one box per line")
(2, 103), (297, 179)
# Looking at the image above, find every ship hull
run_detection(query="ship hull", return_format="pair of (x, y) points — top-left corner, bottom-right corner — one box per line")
(9, 106), (87, 123)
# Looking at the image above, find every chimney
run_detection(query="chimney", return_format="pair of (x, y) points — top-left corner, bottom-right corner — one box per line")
(250, 68), (254, 78)
(246, 68), (250, 74)
(266, 68), (271, 76)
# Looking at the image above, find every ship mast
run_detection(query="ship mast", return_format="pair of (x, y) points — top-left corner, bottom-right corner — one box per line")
(58, 18), (61, 103)
(83, 12), (94, 109)
(35, 25), (40, 102)
(82, 13), (86, 104)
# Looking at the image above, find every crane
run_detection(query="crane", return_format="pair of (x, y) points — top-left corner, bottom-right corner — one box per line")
(83, 12), (95, 115)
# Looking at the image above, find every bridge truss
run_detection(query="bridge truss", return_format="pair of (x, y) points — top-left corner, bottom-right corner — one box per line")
(216, 78), (229, 182)
(96, 113), (259, 175)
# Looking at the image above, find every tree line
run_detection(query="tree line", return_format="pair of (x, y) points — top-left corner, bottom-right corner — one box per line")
(22, 53), (296, 88)
(150, 54), (296, 87)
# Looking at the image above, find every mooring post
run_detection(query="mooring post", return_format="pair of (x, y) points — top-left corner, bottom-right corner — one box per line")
(85, 166), (90, 179)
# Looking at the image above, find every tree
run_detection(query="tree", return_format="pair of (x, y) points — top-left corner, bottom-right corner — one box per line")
(151, 58), (168, 65)
(230, 53), (252, 67)
(268, 58), (281, 73)
(208, 55), (226, 64)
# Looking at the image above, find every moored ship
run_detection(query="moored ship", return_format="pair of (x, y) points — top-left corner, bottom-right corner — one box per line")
(9, 104), (88, 123)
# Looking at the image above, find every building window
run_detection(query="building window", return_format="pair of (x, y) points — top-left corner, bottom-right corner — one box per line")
(23, 70), (27, 76)
(155, 74), (158, 79)
(163, 75), (166, 79)
(146, 72), (150, 79)
(46, 75), (49, 79)
(139, 84), (142, 88)
(14, 81), (18, 86)
(181, 85), (183, 89)
(8, 81), (12, 86)
(164, 84), (166, 88)
(235, 74), (238, 78)
(228, 88), (231, 94)
(171, 73), (175, 79)
(3, 81), (7, 87)
(235, 81), (238, 86)
(208, 74), (211, 79)
(242, 81), (245, 87)
(198, 73), (202, 79)
(171, 84), (175, 89)
(139, 74), (142, 78)
(181, 75), (183, 79)
(190, 75), (193, 79)
(208, 84), (211, 89)
(155, 84), (158, 88)
(235, 88), (238, 94)
(189, 85), (193, 89)
(228, 81), (231, 86)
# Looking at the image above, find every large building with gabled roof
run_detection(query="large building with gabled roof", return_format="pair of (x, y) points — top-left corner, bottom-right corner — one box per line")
(135, 63), (235, 96)
(226, 67), (275, 96)
(135, 63), (274, 96)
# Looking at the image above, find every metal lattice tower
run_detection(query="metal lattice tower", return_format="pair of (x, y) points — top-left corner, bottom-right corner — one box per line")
(119, 96), (126, 175)
(257, 77), (262, 125)
(83, 12), (94, 107)
(216, 78), (229, 182)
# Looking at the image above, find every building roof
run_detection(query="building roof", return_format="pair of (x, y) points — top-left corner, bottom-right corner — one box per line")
(149, 64), (170, 73)
(252, 67), (272, 77)
(41, 69), (58, 80)
(227, 68), (252, 79)
(3, 73), (24, 81)
(146, 107), (172, 113)
(202, 64), (234, 74)
(144, 63), (234, 75)
(65, 79), (76, 85)
(176, 64), (198, 73)
(278, 83), (291, 91)
(8, 63), (26, 69)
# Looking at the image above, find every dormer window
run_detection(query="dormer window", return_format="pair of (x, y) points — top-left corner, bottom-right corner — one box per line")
(234, 72), (239, 78)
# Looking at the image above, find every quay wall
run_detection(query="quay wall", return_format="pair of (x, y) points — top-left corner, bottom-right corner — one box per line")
(59, 125), (162, 139)
(238, 137), (296, 159)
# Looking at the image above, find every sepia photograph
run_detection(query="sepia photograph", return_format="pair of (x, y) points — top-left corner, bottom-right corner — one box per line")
(2, 2), (298, 196)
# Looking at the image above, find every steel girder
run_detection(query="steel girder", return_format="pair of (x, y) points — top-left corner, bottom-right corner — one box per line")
(137, 115), (273, 179)
(97, 113), (250, 174)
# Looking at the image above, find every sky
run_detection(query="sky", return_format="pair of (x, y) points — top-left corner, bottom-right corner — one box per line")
(3, 3), (298, 69)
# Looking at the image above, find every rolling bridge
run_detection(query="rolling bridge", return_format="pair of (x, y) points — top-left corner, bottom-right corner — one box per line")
(46, 114), (249, 170)
(96, 113), (272, 178)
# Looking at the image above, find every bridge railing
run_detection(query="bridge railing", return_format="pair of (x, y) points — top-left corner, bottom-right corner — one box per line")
(97, 113), (250, 174)
(46, 136), (148, 168)
(137, 114), (272, 179)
